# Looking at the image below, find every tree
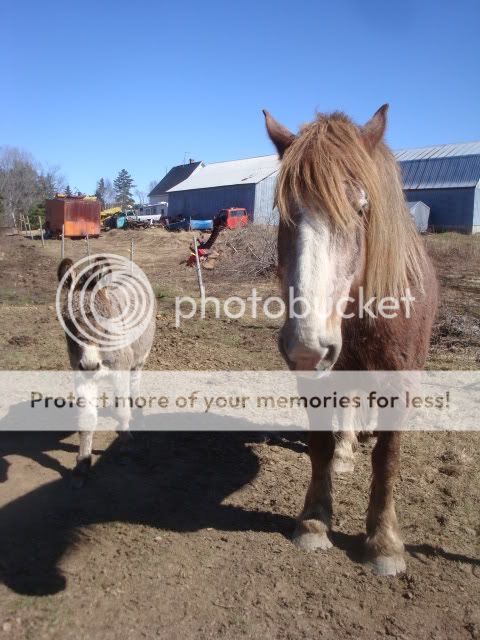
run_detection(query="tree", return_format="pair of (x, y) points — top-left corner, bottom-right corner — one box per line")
(0, 146), (41, 228)
(134, 189), (146, 205)
(114, 169), (135, 210)
(0, 146), (67, 229)
(104, 178), (115, 208)
(65, 184), (73, 197)
(95, 177), (106, 209)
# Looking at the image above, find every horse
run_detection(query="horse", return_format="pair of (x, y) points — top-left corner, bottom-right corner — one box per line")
(57, 255), (156, 486)
(263, 104), (438, 575)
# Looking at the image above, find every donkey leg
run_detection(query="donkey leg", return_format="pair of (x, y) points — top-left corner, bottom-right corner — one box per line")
(293, 430), (335, 551)
(113, 372), (133, 461)
(72, 379), (97, 487)
(365, 431), (405, 576)
(130, 368), (144, 428)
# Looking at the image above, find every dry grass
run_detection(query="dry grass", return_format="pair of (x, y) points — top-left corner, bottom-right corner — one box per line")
(424, 231), (480, 264)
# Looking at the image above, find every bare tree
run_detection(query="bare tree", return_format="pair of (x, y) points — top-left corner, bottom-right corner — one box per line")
(134, 189), (146, 205)
(103, 178), (116, 208)
(0, 147), (41, 228)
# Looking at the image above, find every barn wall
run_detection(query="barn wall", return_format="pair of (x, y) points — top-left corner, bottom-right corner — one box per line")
(253, 173), (279, 224)
(473, 184), (480, 233)
(168, 184), (255, 219)
(404, 188), (475, 232)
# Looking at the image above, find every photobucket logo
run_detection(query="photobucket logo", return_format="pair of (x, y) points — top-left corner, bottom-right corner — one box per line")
(56, 253), (155, 351)
(175, 287), (415, 327)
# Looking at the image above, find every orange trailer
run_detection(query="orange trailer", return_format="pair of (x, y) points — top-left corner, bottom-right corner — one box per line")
(45, 197), (101, 237)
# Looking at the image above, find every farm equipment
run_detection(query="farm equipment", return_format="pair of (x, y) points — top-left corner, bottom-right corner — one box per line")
(183, 216), (226, 270)
(103, 211), (152, 231)
(166, 217), (214, 232)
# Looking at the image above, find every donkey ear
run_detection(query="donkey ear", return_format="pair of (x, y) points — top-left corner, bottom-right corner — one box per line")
(263, 110), (296, 158)
(57, 258), (75, 288)
(87, 256), (112, 287)
(361, 104), (389, 153)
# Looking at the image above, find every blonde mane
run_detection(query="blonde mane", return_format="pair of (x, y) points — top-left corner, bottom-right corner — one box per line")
(275, 112), (426, 301)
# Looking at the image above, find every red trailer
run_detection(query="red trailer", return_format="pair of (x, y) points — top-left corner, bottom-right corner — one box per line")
(45, 196), (101, 238)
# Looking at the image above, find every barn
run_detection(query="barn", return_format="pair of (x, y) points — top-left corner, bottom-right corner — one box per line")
(156, 141), (480, 232)
(395, 141), (480, 233)
(148, 160), (203, 207)
(166, 155), (279, 223)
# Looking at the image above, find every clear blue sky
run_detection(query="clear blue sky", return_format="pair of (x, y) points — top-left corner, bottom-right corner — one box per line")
(2, 0), (479, 195)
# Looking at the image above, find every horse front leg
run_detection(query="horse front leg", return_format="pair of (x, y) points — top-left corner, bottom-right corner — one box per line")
(293, 427), (335, 551)
(332, 404), (357, 474)
(365, 430), (405, 575)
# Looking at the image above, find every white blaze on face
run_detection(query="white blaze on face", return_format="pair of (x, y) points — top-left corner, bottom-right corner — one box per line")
(294, 213), (334, 346)
(283, 209), (356, 370)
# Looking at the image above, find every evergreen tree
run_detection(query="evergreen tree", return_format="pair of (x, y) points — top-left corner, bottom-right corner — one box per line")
(65, 184), (73, 197)
(113, 169), (135, 210)
(95, 177), (106, 209)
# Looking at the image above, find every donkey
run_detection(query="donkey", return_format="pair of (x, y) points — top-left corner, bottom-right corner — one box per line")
(57, 256), (156, 486)
(264, 104), (438, 575)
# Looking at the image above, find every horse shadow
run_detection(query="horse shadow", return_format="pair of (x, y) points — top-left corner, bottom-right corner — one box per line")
(0, 410), (297, 596)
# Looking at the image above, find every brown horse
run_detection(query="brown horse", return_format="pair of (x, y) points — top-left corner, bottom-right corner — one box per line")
(264, 104), (438, 575)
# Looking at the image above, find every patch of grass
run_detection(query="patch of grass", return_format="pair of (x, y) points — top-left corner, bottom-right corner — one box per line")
(153, 284), (181, 299)
(0, 288), (36, 305)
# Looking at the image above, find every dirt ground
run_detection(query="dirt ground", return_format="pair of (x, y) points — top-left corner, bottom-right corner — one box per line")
(0, 229), (479, 639)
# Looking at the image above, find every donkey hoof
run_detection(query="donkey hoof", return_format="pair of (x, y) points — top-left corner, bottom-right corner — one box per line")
(71, 473), (86, 489)
(369, 554), (406, 576)
(332, 455), (355, 474)
(71, 456), (91, 488)
(293, 519), (332, 551)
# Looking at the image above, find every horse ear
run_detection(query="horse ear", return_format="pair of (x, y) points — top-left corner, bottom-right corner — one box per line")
(263, 110), (296, 158)
(361, 104), (389, 153)
(57, 258), (75, 289)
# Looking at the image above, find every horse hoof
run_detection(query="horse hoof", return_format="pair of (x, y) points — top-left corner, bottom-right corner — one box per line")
(369, 554), (406, 576)
(293, 532), (333, 551)
(332, 456), (355, 474)
(293, 519), (332, 551)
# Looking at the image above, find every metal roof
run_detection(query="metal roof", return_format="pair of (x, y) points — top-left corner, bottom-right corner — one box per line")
(399, 155), (480, 189)
(165, 141), (480, 194)
(394, 141), (480, 161)
(149, 161), (203, 197)
(167, 155), (279, 192)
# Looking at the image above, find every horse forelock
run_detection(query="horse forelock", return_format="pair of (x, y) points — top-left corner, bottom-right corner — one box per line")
(276, 111), (428, 301)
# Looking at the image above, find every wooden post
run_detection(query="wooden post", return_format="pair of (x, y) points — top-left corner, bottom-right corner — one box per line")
(24, 215), (34, 240)
(38, 216), (45, 248)
(192, 235), (205, 301)
(61, 224), (65, 259)
(85, 233), (90, 262)
(19, 214), (26, 236)
(130, 238), (134, 273)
